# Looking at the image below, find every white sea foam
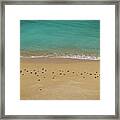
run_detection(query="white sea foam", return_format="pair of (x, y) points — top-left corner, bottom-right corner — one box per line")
(20, 55), (100, 60)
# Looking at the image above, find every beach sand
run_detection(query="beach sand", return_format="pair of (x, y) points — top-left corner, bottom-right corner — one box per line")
(20, 58), (100, 100)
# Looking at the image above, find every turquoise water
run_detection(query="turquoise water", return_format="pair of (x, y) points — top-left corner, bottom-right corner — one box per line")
(20, 20), (100, 59)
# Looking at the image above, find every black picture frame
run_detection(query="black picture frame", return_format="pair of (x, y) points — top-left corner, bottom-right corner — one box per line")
(0, 0), (119, 119)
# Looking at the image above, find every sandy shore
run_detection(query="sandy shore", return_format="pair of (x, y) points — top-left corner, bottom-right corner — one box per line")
(20, 58), (100, 100)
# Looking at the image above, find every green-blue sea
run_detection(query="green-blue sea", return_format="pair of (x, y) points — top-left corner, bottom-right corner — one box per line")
(20, 20), (100, 60)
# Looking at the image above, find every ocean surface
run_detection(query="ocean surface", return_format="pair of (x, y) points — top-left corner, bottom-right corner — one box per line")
(20, 20), (100, 60)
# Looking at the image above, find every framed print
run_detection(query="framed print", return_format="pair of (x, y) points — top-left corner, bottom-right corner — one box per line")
(0, 0), (119, 119)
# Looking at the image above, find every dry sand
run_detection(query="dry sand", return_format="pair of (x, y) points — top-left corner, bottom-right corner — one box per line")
(20, 58), (100, 100)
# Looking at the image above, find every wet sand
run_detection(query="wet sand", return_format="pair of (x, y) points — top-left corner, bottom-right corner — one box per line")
(20, 58), (100, 100)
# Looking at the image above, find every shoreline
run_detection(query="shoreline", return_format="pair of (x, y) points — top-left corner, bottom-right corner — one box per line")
(20, 57), (100, 64)
(20, 49), (100, 61)
(20, 55), (100, 61)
